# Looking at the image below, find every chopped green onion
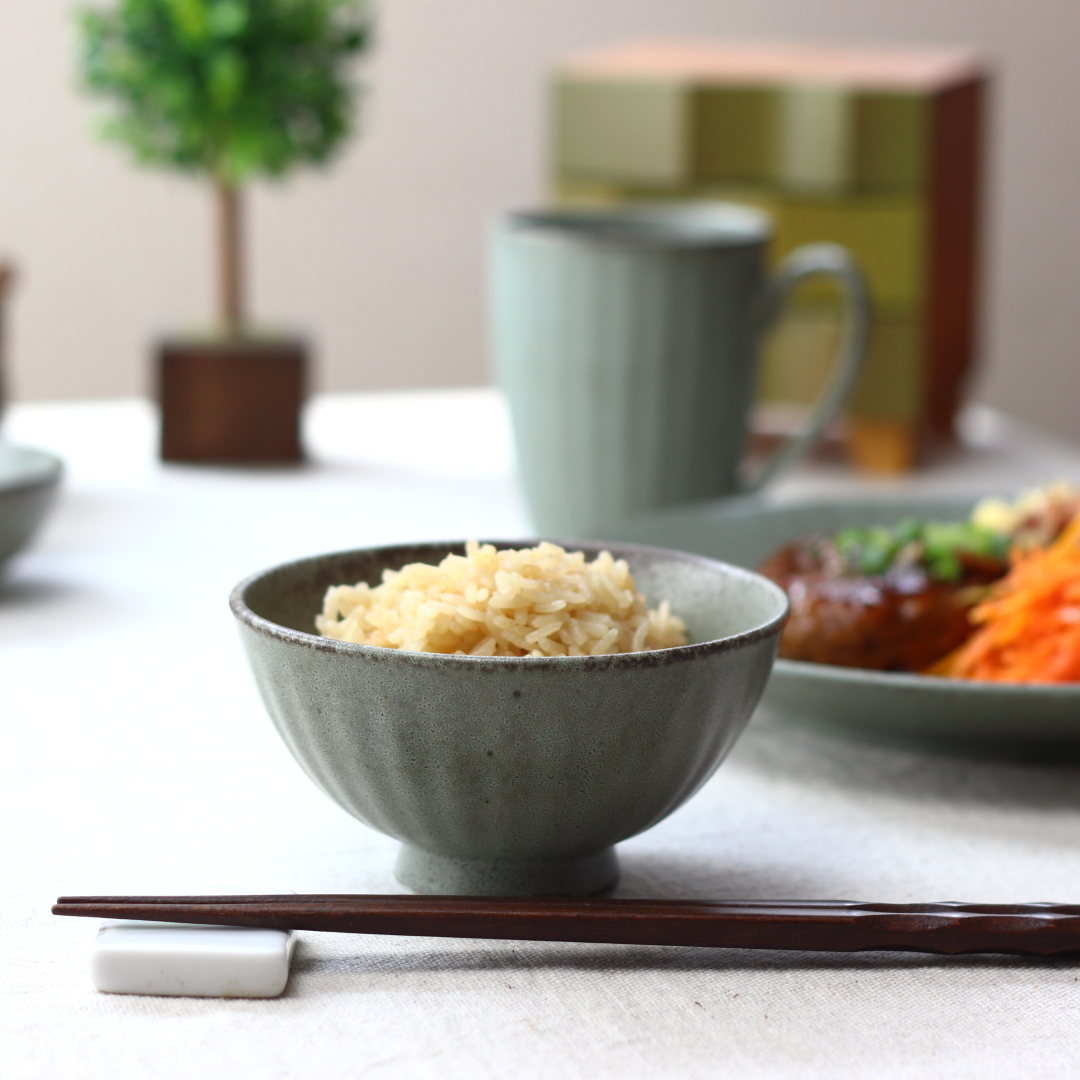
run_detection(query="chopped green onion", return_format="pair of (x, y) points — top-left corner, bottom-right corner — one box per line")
(830, 518), (1009, 580)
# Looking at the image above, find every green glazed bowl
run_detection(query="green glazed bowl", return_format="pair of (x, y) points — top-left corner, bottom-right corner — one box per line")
(0, 443), (62, 571)
(230, 540), (788, 895)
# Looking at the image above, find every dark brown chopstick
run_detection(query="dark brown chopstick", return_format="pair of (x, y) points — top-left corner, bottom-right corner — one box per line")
(52, 895), (1080, 956)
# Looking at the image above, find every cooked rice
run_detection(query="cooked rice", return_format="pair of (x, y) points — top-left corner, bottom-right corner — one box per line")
(316, 540), (689, 657)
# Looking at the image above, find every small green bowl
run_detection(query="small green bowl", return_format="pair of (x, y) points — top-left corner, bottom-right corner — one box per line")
(0, 443), (63, 571)
(230, 540), (788, 895)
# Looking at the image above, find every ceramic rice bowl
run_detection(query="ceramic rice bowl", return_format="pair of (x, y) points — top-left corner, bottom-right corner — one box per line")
(0, 443), (62, 570)
(230, 540), (788, 896)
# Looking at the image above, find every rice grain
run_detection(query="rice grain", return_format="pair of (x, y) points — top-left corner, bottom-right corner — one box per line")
(316, 540), (689, 657)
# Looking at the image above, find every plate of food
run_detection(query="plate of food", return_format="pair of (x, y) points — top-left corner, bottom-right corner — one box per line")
(619, 483), (1080, 757)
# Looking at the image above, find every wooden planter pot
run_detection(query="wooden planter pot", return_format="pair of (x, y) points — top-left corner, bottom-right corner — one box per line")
(156, 335), (307, 463)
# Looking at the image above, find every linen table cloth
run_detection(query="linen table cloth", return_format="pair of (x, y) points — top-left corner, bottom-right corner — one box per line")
(4, 390), (1080, 1079)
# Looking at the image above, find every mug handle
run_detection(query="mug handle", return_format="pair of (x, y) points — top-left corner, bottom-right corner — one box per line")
(741, 243), (871, 494)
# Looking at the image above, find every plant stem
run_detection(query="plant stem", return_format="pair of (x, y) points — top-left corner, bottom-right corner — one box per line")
(216, 179), (244, 336)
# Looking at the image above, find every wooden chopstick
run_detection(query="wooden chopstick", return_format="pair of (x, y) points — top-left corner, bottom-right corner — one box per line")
(52, 895), (1080, 956)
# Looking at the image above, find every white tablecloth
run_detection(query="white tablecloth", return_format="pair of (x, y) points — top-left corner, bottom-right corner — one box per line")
(4, 390), (1080, 1079)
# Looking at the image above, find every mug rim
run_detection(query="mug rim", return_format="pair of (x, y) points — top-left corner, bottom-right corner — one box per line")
(501, 203), (771, 250)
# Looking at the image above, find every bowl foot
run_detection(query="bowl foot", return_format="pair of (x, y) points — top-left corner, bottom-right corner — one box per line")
(395, 844), (619, 896)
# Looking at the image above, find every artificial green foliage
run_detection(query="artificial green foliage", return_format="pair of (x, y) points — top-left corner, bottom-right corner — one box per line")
(79, 0), (370, 182)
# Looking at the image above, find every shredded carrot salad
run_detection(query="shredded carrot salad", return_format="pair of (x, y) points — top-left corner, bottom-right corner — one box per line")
(931, 513), (1080, 683)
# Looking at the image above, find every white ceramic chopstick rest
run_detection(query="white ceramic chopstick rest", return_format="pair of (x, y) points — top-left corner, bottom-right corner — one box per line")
(91, 920), (296, 998)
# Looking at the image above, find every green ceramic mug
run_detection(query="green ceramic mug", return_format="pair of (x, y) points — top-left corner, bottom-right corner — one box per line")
(492, 204), (871, 537)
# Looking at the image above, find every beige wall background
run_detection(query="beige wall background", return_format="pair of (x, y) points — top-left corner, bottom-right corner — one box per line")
(2, 1), (1078, 439)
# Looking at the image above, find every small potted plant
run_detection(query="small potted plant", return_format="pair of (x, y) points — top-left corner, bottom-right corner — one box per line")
(79, 0), (371, 462)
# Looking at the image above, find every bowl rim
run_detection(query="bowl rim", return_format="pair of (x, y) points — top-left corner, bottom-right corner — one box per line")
(0, 442), (64, 497)
(229, 537), (790, 670)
